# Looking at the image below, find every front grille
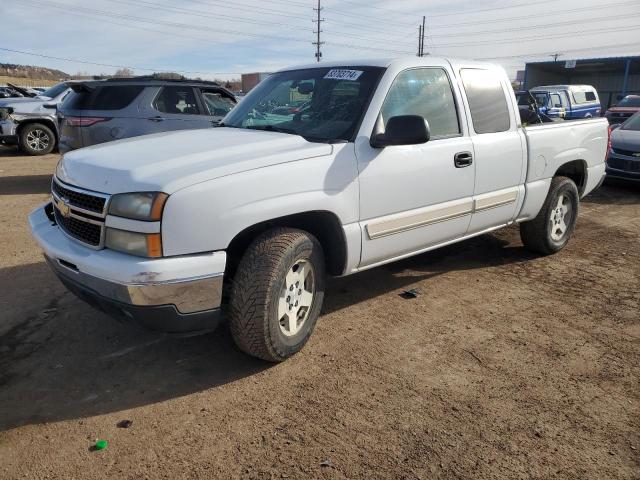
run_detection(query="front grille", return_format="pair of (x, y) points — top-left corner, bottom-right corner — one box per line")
(52, 179), (106, 214)
(51, 177), (109, 249)
(612, 147), (640, 157)
(54, 207), (103, 246)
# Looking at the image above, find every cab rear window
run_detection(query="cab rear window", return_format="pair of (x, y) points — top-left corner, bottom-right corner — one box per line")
(460, 68), (510, 134)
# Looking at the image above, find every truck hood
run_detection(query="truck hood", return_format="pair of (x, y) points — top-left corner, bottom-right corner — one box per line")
(56, 128), (334, 194)
(0, 97), (50, 113)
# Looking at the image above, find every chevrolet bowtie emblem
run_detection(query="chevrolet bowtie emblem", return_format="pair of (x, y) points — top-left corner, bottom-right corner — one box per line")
(56, 196), (71, 217)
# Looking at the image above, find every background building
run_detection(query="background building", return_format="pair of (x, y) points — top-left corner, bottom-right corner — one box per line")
(241, 72), (271, 93)
(523, 56), (639, 110)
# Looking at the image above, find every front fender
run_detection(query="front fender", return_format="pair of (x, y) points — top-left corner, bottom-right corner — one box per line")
(161, 144), (360, 257)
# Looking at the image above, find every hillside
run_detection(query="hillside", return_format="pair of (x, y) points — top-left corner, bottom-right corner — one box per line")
(0, 63), (70, 81)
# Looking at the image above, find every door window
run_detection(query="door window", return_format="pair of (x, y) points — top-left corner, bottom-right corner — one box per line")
(380, 68), (460, 138)
(460, 69), (511, 134)
(550, 93), (563, 108)
(154, 86), (200, 114)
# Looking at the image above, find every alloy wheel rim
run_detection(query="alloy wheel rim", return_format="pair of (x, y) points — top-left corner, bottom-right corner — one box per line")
(549, 193), (572, 241)
(26, 129), (50, 151)
(277, 259), (315, 337)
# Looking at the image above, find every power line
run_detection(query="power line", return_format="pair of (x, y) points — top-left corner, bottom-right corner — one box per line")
(106, 0), (314, 32)
(18, 0), (412, 55)
(427, 11), (640, 39)
(104, 0), (640, 49)
(0, 46), (243, 75)
(476, 41), (640, 60)
(428, 24), (640, 49)
(427, 0), (640, 29)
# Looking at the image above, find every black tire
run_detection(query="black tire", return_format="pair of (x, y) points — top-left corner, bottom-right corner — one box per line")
(18, 123), (55, 156)
(520, 176), (579, 255)
(228, 228), (325, 362)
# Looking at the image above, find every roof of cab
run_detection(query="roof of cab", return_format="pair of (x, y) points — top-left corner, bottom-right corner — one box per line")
(276, 56), (499, 73)
(531, 85), (597, 91)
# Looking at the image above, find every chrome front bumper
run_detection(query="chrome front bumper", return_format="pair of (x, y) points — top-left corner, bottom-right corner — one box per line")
(45, 254), (223, 314)
(29, 203), (226, 332)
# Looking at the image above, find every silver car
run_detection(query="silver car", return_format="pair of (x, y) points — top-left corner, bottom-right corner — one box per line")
(0, 82), (75, 155)
(58, 78), (236, 153)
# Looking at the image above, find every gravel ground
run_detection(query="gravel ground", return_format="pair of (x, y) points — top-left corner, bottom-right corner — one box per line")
(0, 145), (638, 479)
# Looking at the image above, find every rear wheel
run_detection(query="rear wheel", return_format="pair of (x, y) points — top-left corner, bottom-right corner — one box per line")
(228, 228), (325, 362)
(19, 123), (55, 155)
(520, 176), (579, 255)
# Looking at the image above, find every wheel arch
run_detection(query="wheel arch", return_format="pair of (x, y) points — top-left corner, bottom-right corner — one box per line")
(226, 210), (348, 278)
(16, 118), (59, 143)
(554, 159), (587, 195)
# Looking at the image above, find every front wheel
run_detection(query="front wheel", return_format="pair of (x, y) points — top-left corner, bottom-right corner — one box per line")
(228, 228), (325, 362)
(520, 176), (579, 255)
(18, 123), (55, 155)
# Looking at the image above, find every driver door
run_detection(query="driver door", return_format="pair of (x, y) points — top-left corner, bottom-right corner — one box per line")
(356, 66), (476, 267)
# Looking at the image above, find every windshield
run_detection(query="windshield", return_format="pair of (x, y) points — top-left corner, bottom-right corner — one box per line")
(223, 66), (385, 142)
(39, 83), (69, 99)
(622, 112), (640, 131)
(532, 92), (550, 108)
(618, 96), (640, 107)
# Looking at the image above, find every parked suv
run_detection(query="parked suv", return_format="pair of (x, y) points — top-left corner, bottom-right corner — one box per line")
(58, 78), (236, 152)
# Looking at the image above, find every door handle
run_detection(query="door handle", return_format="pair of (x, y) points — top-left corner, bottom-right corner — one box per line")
(454, 151), (473, 168)
(148, 116), (165, 122)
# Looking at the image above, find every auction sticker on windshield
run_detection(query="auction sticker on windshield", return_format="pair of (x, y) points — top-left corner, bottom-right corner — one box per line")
(324, 69), (363, 81)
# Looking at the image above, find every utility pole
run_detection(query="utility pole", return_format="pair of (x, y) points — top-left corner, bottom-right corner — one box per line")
(313, 0), (324, 62)
(417, 16), (427, 57)
(550, 53), (563, 62)
(421, 16), (426, 57)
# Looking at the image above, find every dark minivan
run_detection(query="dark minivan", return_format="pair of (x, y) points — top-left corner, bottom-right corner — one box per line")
(58, 77), (236, 152)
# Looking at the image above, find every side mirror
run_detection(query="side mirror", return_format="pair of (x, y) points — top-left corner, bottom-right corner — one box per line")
(370, 115), (430, 148)
(43, 103), (57, 109)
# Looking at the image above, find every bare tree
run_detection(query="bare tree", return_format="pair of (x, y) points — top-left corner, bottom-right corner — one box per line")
(114, 67), (134, 78)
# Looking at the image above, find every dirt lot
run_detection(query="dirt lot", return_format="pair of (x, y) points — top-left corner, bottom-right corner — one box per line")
(0, 145), (638, 480)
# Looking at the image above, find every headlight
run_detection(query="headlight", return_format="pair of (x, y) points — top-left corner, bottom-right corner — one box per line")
(109, 192), (168, 221)
(105, 228), (162, 258)
(0, 107), (14, 120)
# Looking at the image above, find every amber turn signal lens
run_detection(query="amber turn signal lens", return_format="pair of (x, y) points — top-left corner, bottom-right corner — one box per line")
(150, 193), (169, 221)
(146, 233), (163, 258)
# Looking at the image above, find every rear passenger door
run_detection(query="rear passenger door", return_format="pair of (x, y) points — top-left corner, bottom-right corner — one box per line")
(458, 67), (526, 234)
(144, 86), (210, 133)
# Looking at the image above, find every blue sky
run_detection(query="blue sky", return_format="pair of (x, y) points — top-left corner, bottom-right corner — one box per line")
(1, 0), (639, 81)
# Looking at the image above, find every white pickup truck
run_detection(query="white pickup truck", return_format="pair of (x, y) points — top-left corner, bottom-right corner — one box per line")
(29, 58), (608, 362)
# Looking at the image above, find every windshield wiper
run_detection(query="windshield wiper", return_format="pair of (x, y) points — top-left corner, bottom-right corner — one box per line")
(245, 125), (299, 136)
